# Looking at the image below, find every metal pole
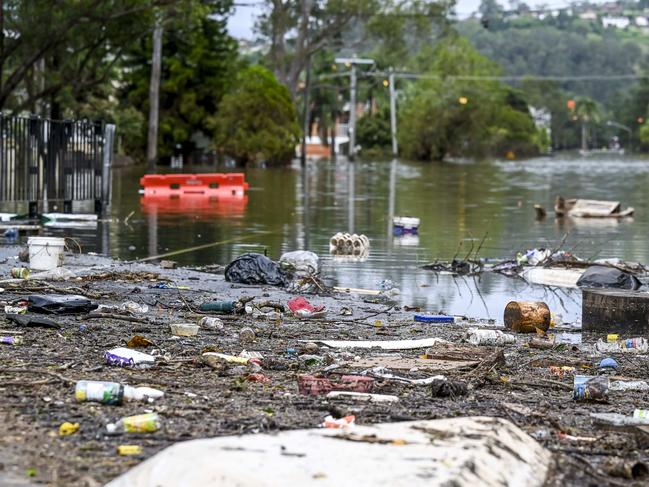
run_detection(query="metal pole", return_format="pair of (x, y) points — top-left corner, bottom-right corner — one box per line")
(101, 123), (115, 215)
(389, 68), (398, 157)
(301, 56), (311, 167)
(349, 64), (357, 160)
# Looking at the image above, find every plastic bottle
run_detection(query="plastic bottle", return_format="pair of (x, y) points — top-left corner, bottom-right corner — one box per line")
(10, 267), (29, 279)
(198, 316), (224, 330)
(106, 413), (161, 434)
(75, 380), (164, 405)
(595, 337), (648, 353)
(573, 375), (609, 401)
(466, 328), (516, 346)
(199, 300), (236, 313)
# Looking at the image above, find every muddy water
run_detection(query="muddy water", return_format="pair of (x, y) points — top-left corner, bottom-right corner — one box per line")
(39, 155), (649, 323)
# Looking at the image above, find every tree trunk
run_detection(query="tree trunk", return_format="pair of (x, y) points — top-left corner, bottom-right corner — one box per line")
(147, 19), (163, 171)
(581, 123), (588, 152)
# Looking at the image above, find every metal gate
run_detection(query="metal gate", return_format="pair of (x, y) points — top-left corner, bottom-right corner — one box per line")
(0, 115), (115, 214)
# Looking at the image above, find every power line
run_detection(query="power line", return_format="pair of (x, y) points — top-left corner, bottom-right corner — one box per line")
(321, 71), (648, 82)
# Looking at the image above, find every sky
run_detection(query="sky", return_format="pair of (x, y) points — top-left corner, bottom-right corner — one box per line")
(227, 0), (609, 39)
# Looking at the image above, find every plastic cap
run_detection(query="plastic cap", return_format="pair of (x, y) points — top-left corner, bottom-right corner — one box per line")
(106, 423), (117, 434)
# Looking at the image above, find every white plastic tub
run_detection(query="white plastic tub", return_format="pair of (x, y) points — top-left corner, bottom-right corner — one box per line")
(28, 236), (65, 271)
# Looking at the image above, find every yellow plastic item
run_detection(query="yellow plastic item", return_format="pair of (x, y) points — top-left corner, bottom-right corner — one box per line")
(123, 413), (160, 433)
(607, 334), (619, 343)
(117, 445), (143, 456)
(59, 422), (80, 436)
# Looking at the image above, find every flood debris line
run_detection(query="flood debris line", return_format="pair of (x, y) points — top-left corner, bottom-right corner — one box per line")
(420, 233), (649, 290)
(0, 244), (648, 486)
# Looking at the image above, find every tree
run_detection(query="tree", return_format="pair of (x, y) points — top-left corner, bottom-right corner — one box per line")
(398, 36), (540, 161)
(122, 1), (238, 160)
(356, 107), (391, 154)
(0, 1), (181, 117)
(257, 0), (452, 98)
(210, 66), (300, 166)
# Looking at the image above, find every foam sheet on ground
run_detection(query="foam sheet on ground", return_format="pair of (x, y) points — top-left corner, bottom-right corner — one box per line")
(106, 416), (551, 487)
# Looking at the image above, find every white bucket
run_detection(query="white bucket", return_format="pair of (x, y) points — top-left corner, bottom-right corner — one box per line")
(28, 237), (65, 271)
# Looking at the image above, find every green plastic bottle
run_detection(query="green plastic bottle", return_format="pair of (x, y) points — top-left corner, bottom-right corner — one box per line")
(199, 300), (236, 313)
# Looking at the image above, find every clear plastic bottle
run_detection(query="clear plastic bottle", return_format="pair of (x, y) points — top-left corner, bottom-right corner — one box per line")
(106, 413), (161, 434)
(466, 328), (516, 346)
(75, 380), (163, 405)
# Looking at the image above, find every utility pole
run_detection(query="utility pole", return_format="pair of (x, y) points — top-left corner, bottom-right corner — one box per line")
(388, 67), (398, 157)
(335, 57), (374, 161)
(299, 0), (312, 166)
(147, 17), (163, 171)
(301, 57), (311, 166)
(349, 64), (357, 160)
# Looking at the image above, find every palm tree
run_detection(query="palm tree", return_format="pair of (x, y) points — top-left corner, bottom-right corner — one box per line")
(574, 97), (600, 152)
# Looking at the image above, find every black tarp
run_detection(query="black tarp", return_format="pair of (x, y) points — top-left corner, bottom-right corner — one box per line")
(577, 266), (642, 290)
(225, 253), (287, 286)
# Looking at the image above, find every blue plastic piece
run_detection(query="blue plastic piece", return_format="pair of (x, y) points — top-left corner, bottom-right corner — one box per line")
(414, 314), (454, 323)
(599, 357), (618, 370)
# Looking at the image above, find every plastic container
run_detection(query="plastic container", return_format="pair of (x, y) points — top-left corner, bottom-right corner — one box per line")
(10, 267), (29, 279)
(573, 375), (609, 401)
(466, 328), (516, 346)
(106, 413), (161, 434)
(105, 347), (155, 368)
(414, 314), (454, 323)
(199, 300), (236, 313)
(198, 316), (224, 330)
(596, 337), (648, 353)
(0, 336), (23, 345)
(170, 323), (199, 337)
(75, 380), (164, 405)
(28, 236), (65, 271)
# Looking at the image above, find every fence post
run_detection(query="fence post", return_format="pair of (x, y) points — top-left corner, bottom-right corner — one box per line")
(98, 123), (115, 215)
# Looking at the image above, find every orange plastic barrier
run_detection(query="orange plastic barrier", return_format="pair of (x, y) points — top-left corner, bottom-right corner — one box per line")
(140, 193), (248, 218)
(139, 173), (248, 197)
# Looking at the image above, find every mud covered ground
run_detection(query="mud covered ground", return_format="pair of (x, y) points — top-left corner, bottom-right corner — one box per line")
(0, 246), (648, 486)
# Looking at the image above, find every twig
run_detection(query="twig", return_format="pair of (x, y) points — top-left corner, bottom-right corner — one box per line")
(81, 312), (147, 323)
(0, 367), (74, 384)
(473, 232), (488, 260)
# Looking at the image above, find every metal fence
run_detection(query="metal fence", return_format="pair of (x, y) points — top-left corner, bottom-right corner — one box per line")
(0, 115), (115, 214)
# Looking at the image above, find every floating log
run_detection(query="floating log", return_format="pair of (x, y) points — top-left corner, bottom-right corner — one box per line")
(582, 289), (649, 334)
(504, 301), (551, 333)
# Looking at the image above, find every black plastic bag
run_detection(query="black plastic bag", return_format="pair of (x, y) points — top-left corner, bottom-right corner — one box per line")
(576, 266), (642, 290)
(225, 253), (287, 286)
(28, 294), (98, 314)
(6, 314), (61, 329)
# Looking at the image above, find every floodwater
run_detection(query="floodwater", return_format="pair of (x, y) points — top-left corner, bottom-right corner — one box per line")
(36, 155), (649, 323)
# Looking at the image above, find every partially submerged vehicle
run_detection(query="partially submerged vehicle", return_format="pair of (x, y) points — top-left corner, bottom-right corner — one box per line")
(554, 196), (634, 218)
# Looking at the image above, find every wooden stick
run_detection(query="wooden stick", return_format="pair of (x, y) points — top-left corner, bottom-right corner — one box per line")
(81, 312), (147, 323)
(136, 231), (273, 262)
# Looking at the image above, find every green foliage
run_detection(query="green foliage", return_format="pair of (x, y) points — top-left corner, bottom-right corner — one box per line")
(398, 36), (539, 161)
(0, 1), (160, 116)
(357, 108), (392, 152)
(210, 66), (300, 166)
(457, 18), (642, 103)
(122, 2), (238, 159)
